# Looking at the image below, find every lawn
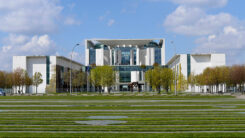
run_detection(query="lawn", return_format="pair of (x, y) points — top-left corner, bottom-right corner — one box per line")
(0, 94), (245, 137)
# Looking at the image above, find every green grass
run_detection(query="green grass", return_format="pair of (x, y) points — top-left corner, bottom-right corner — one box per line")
(0, 94), (245, 137)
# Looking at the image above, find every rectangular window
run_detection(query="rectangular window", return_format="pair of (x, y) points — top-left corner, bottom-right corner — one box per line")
(133, 49), (136, 65)
(89, 48), (96, 65)
(112, 50), (114, 65)
(139, 71), (142, 81)
(154, 48), (161, 65)
(121, 49), (130, 65)
(119, 71), (131, 82)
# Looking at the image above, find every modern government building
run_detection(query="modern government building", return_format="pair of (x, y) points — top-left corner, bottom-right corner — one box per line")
(13, 38), (226, 93)
(85, 39), (165, 92)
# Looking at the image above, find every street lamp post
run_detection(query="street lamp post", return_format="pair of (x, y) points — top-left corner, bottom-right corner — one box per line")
(171, 41), (177, 96)
(70, 43), (80, 95)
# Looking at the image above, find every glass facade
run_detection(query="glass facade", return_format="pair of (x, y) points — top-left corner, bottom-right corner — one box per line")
(119, 71), (131, 82)
(112, 50), (114, 65)
(139, 71), (142, 81)
(155, 47), (161, 65)
(133, 49), (136, 65)
(120, 85), (129, 91)
(89, 48), (95, 65)
(86, 65), (167, 72)
(121, 48), (130, 65)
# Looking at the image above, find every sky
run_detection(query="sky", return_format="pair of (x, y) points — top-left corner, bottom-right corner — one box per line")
(0, 0), (245, 71)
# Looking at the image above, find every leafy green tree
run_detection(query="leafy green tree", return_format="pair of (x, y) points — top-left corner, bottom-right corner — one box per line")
(5, 72), (13, 89)
(24, 71), (32, 93)
(90, 66), (115, 93)
(46, 66), (56, 93)
(13, 68), (26, 94)
(210, 67), (222, 92)
(33, 72), (43, 94)
(72, 70), (87, 92)
(151, 67), (162, 93)
(100, 66), (115, 93)
(140, 64), (147, 91)
(160, 68), (174, 93)
(195, 73), (205, 92)
(90, 67), (102, 92)
(230, 65), (245, 92)
(202, 67), (213, 92)
(145, 67), (174, 94)
(177, 64), (187, 92)
(145, 69), (153, 92)
(0, 71), (5, 88)
(188, 72), (196, 92)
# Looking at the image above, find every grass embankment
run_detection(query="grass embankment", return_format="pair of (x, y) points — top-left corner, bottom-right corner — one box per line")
(0, 94), (245, 137)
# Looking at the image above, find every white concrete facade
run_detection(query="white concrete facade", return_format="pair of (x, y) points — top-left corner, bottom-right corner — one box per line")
(85, 39), (165, 66)
(13, 56), (83, 94)
(85, 39), (165, 92)
(167, 53), (226, 92)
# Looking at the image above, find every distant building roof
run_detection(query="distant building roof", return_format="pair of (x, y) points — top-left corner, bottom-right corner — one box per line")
(87, 38), (164, 47)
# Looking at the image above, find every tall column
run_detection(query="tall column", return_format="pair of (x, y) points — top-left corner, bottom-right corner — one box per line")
(85, 40), (90, 66)
(95, 49), (103, 66)
(151, 48), (155, 65)
(161, 39), (165, 65)
(146, 48), (150, 65)
(109, 48), (113, 65)
(130, 49), (134, 65)
(118, 50), (122, 65)
(114, 49), (117, 65)
(136, 46), (140, 65)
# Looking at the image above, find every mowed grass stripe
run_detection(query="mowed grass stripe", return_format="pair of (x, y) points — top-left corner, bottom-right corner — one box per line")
(0, 95), (245, 137)
(1, 132), (245, 138)
(3, 128), (245, 132)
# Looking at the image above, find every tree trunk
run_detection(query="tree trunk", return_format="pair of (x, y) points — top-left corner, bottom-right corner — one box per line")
(108, 87), (110, 94)
(21, 85), (23, 94)
(216, 84), (219, 93)
(36, 85), (38, 94)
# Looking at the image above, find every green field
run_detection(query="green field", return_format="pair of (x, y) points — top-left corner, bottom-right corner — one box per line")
(0, 94), (245, 137)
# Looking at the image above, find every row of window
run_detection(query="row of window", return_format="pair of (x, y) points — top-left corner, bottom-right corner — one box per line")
(89, 48), (161, 65)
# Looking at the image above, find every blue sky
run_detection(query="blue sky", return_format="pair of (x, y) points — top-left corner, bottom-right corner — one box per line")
(0, 0), (244, 71)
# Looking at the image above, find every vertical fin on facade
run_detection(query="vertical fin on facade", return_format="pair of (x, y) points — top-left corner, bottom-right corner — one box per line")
(46, 56), (50, 84)
(187, 54), (191, 77)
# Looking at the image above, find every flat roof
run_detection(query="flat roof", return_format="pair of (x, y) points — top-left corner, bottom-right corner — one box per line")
(166, 53), (225, 65)
(87, 38), (164, 47)
(16, 56), (84, 66)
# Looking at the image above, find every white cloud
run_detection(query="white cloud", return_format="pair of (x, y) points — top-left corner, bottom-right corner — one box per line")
(0, 34), (56, 70)
(99, 11), (110, 21)
(68, 3), (76, 10)
(194, 26), (245, 64)
(223, 26), (238, 35)
(208, 34), (216, 41)
(64, 17), (81, 25)
(171, 0), (227, 8)
(0, 0), (63, 34)
(68, 51), (85, 64)
(120, 2), (138, 14)
(107, 19), (115, 26)
(164, 0), (245, 64)
(164, 5), (234, 36)
(67, 43), (85, 64)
